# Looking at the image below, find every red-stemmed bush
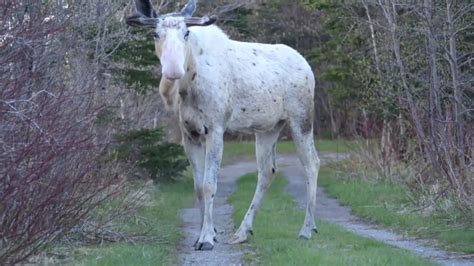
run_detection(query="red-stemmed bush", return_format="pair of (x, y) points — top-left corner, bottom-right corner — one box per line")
(0, 2), (126, 264)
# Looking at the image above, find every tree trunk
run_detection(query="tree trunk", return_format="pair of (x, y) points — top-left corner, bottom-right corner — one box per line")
(446, 0), (465, 167)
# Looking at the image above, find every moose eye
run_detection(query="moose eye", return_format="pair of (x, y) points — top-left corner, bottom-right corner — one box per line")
(184, 30), (190, 41)
(152, 32), (159, 39)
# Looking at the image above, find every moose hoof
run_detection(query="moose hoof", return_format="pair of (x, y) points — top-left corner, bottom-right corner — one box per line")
(299, 229), (313, 240)
(196, 242), (214, 251)
(299, 234), (311, 240)
(228, 233), (248, 245)
(299, 224), (318, 240)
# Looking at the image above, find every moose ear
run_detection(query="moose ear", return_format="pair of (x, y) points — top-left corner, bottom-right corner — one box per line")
(134, 0), (157, 18)
(180, 0), (196, 17)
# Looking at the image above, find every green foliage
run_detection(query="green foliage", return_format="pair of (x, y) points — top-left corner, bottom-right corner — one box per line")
(308, 8), (368, 107)
(222, 7), (254, 38)
(302, 0), (339, 10)
(115, 128), (189, 182)
(113, 31), (158, 66)
(303, 0), (393, 123)
(119, 68), (161, 94)
(111, 29), (161, 94)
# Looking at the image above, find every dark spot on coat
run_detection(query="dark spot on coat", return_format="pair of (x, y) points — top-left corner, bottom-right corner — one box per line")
(241, 108), (246, 112)
(180, 90), (188, 100)
(277, 119), (286, 127)
(250, 204), (255, 210)
(187, 67), (190, 72)
(225, 109), (232, 120)
(301, 106), (314, 135)
(200, 48), (204, 55)
(206, 61), (211, 66)
(252, 62), (256, 66)
(257, 109), (261, 112)
(211, 194), (215, 198)
(190, 130), (200, 138)
(192, 72), (197, 81)
(272, 168), (275, 174)
(273, 99), (277, 102)
(204, 126), (208, 135)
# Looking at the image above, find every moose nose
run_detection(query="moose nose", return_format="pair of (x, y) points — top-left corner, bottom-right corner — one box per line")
(161, 45), (185, 81)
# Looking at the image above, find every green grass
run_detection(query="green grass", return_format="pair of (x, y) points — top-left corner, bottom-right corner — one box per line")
(73, 178), (194, 266)
(319, 164), (474, 254)
(229, 173), (433, 265)
(223, 139), (355, 164)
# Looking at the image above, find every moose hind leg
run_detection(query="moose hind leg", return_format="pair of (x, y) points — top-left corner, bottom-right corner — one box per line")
(290, 120), (321, 240)
(229, 130), (280, 244)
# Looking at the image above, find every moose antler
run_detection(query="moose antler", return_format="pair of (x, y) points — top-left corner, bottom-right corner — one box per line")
(184, 15), (218, 27)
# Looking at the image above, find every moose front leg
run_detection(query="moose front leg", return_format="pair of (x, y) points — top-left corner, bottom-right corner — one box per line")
(182, 136), (205, 243)
(196, 126), (224, 251)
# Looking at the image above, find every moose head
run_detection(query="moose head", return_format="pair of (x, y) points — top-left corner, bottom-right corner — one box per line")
(126, 0), (217, 80)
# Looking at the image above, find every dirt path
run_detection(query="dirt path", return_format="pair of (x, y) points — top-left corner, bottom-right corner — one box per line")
(179, 153), (474, 266)
(280, 154), (474, 266)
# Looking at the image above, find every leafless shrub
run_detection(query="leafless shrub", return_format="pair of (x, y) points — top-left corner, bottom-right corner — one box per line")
(346, 0), (473, 216)
(0, 1), (137, 263)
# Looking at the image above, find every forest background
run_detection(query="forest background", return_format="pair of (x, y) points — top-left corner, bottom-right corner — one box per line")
(0, 0), (472, 264)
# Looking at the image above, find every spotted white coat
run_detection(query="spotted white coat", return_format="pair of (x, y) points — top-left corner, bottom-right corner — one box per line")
(127, 0), (320, 251)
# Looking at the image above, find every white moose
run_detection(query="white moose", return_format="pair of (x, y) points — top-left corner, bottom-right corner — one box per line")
(127, 0), (320, 251)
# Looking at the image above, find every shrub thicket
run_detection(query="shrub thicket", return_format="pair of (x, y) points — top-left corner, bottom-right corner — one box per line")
(115, 129), (189, 182)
